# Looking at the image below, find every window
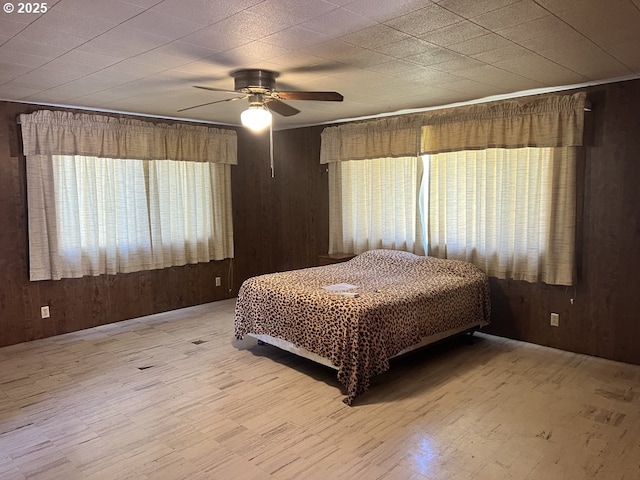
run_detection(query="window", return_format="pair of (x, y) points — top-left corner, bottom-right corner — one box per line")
(330, 147), (576, 285)
(53, 155), (152, 272)
(322, 92), (585, 286)
(328, 156), (424, 255)
(27, 154), (234, 280)
(20, 110), (236, 281)
(423, 147), (576, 285)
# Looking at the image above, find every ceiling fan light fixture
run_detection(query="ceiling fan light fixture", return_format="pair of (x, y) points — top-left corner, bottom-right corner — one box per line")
(241, 104), (272, 132)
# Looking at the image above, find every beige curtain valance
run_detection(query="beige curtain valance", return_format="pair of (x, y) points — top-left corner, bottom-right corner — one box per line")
(420, 92), (586, 154)
(320, 91), (586, 163)
(320, 115), (421, 164)
(20, 110), (237, 164)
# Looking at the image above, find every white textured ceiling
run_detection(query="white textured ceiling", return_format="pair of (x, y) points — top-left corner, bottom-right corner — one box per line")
(1, 0), (640, 129)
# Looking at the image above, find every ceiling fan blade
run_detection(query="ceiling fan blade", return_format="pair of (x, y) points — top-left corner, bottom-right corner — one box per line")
(286, 62), (346, 74)
(177, 95), (246, 113)
(193, 85), (238, 94)
(265, 98), (300, 117)
(273, 91), (343, 102)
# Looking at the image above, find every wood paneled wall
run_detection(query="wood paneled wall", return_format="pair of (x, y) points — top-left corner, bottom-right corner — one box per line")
(0, 104), (227, 346)
(231, 126), (328, 288)
(2, 78), (639, 368)
(0, 102), (329, 347)
(485, 79), (640, 365)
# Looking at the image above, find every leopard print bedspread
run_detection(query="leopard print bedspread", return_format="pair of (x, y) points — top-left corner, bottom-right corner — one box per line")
(234, 249), (490, 405)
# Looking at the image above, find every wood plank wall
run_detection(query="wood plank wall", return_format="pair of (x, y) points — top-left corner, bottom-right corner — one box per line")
(231, 125), (328, 289)
(0, 103), (235, 347)
(486, 79), (640, 365)
(0, 102), (329, 347)
(1, 78), (639, 368)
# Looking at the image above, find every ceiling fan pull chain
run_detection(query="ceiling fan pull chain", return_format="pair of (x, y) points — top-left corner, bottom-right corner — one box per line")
(270, 120), (274, 178)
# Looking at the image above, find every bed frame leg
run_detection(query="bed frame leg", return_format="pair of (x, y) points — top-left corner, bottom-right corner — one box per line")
(465, 331), (475, 345)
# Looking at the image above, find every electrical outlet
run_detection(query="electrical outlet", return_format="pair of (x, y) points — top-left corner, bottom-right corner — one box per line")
(215, 276), (221, 287)
(41, 306), (50, 319)
(550, 313), (559, 327)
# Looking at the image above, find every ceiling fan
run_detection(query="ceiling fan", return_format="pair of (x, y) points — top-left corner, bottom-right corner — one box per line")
(178, 69), (344, 131)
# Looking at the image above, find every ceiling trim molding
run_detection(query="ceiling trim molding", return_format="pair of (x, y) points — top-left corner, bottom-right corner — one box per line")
(4, 74), (639, 131)
(289, 74), (640, 130)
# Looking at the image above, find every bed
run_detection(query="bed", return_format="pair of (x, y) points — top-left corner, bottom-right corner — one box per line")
(234, 249), (490, 405)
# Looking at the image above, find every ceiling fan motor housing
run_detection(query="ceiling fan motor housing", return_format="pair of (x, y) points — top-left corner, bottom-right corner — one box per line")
(232, 69), (278, 93)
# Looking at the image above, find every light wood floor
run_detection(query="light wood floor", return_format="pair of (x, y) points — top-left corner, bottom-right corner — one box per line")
(1, 299), (639, 479)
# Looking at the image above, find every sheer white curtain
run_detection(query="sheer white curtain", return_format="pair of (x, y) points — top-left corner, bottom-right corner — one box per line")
(26, 155), (234, 280)
(425, 147), (575, 285)
(148, 160), (233, 268)
(328, 157), (424, 255)
(28, 155), (154, 278)
(21, 110), (236, 281)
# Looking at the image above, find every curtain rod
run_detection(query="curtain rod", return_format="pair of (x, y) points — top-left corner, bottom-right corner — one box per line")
(15, 101), (595, 125)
